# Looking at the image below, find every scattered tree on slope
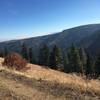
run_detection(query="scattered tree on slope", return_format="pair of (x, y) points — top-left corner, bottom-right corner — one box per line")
(38, 44), (49, 66)
(48, 45), (63, 71)
(95, 52), (100, 78)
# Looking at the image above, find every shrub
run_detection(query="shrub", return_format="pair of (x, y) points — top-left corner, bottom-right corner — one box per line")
(3, 52), (28, 71)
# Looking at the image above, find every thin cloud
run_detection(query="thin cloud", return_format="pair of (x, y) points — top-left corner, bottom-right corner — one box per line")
(15, 33), (32, 39)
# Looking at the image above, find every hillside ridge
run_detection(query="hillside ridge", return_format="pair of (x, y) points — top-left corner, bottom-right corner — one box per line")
(0, 24), (100, 57)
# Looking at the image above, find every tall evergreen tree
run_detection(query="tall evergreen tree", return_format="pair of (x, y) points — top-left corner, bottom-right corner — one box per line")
(29, 47), (36, 64)
(48, 49), (55, 69)
(85, 53), (93, 77)
(48, 45), (63, 70)
(38, 44), (49, 66)
(21, 43), (28, 60)
(79, 47), (87, 74)
(0, 49), (4, 57)
(67, 44), (81, 73)
(94, 53), (100, 78)
(63, 55), (70, 73)
(4, 47), (8, 57)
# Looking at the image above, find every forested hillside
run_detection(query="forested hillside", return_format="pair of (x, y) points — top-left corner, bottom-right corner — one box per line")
(0, 24), (100, 78)
(0, 24), (100, 57)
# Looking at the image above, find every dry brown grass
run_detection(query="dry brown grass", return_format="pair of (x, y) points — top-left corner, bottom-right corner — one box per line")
(0, 57), (100, 100)
(24, 64), (100, 94)
(0, 74), (57, 100)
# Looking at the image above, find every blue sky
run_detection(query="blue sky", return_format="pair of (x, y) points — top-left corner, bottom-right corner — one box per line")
(0, 0), (100, 40)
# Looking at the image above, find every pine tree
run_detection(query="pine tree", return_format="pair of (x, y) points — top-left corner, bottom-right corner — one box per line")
(0, 49), (3, 57)
(63, 55), (70, 73)
(79, 47), (87, 74)
(94, 53), (100, 78)
(4, 47), (8, 57)
(48, 45), (63, 70)
(29, 47), (36, 64)
(48, 50), (55, 69)
(85, 53), (93, 78)
(67, 44), (81, 73)
(21, 43), (28, 60)
(38, 44), (49, 66)
(0, 51), (2, 57)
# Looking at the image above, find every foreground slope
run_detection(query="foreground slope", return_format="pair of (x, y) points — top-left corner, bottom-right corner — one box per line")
(0, 58), (100, 100)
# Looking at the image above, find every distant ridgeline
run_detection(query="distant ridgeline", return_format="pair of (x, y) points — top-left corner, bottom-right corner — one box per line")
(0, 24), (100, 78)
(0, 24), (100, 56)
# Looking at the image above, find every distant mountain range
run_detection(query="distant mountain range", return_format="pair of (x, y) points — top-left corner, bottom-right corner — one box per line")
(0, 24), (100, 57)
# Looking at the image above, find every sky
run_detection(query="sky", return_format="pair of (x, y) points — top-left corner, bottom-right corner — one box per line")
(0, 0), (100, 40)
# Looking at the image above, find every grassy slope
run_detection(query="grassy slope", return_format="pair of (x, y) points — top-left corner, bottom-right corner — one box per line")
(0, 58), (100, 100)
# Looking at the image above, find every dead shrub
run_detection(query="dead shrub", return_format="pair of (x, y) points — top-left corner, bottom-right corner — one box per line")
(2, 52), (28, 71)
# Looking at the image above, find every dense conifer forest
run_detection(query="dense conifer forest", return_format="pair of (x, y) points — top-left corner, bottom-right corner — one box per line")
(0, 43), (100, 79)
